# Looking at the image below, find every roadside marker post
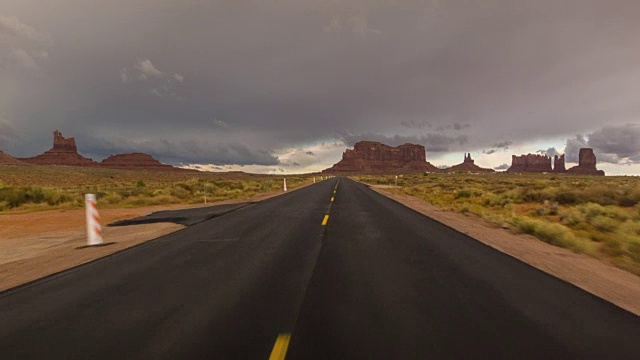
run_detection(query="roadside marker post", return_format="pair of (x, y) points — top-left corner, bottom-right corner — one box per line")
(85, 194), (103, 246)
(284, 178), (288, 192)
(313, 176), (316, 183)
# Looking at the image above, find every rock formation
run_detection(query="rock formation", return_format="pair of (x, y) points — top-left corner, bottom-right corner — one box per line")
(444, 153), (495, 173)
(322, 141), (439, 174)
(20, 130), (96, 166)
(553, 154), (566, 173)
(100, 153), (176, 170)
(0, 150), (29, 165)
(507, 154), (552, 173)
(567, 148), (605, 176)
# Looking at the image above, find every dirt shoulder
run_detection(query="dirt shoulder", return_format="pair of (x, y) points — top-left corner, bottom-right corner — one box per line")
(369, 184), (640, 317)
(0, 185), (308, 292)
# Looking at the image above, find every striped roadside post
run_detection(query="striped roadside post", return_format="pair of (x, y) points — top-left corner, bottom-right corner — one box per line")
(85, 194), (103, 246)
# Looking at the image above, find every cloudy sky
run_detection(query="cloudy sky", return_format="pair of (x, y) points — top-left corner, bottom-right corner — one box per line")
(1, 0), (639, 174)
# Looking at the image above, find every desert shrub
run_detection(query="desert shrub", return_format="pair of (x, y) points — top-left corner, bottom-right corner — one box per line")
(455, 189), (472, 199)
(555, 190), (581, 205)
(0, 186), (75, 209)
(559, 208), (586, 226)
(628, 240), (640, 263)
(510, 216), (586, 253)
(619, 221), (640, 236)
(618, 188), (640, 207)
(590, 216), (619, 233)
(169, 186), (191, 200)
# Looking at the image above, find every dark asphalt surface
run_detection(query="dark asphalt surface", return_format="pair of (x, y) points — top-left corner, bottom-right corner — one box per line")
(1, 178), (639, 359)
(109, 203), (252, 227)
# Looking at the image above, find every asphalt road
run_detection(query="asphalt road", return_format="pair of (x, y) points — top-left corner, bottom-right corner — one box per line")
(1, 178), (639, 359)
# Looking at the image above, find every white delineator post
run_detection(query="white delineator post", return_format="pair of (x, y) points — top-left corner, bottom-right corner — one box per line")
(85, 194), (103, 246)
(284, 178), (288, 192)
(313, 176), (316, 183)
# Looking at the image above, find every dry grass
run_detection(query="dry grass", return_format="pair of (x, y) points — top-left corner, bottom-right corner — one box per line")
(355, 173), (640, 275)
(0, 166), (312, 213)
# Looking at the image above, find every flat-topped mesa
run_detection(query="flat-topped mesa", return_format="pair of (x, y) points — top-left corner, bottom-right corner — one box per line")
(322, 141), (439, 174)
(507, 154), (552, 173)
(567, 148), (605, 176)
(444, 153), (495, 173)
(100, 153), (176, 170)
(20, 130), (96, 166)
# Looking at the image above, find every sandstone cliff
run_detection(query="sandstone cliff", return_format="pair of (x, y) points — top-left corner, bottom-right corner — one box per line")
(20, 130), (96, 166)
(444, 153), (495, 173)
(322, 141), (439, 174)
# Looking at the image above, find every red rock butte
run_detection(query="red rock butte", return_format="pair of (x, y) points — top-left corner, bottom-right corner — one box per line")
(507, 148), (604, 176)
(101, 153), (176, 170)
(19, 130), (96, 166)
(444, 153), (495, 173)
(567, 148), (605, 176)
(322, 141), (439, 174)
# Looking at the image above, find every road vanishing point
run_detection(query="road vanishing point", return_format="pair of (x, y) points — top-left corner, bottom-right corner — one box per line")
(1, 178), (639, 359)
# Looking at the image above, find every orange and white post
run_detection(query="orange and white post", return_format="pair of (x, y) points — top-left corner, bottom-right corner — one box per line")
(85, 194), (103, 246)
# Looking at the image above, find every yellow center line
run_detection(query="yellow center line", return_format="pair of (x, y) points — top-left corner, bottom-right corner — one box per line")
(269, 333), (291, 360)
(331, 197), (335, 202)
(322, 214), (329, 226)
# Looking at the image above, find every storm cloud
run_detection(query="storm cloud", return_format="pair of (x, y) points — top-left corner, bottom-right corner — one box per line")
(1, 1), (640, 173)
(564, 124), (640, 164)
(340, 132), (468, 153)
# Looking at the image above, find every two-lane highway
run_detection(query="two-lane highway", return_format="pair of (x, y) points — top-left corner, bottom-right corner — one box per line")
(1, 177), (639, 359)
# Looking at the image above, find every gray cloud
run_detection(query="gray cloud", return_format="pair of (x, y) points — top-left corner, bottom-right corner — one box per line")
(81, 135), (280, 166)
(494, 163), (510, 170)
(0, 14), (51, 71)
(588, 124), (640, 161)
(400, 120), (431, 129)
(453, 122), (471, 131)
(483, 140), (512, 155)
(492, 141), (513, 149)
(1, 1), (640, 173)
(339, 132), (468, 153)
(0, 118), (16, 148)
(564, 124), (640, 164)
(537, 147), (560, 158)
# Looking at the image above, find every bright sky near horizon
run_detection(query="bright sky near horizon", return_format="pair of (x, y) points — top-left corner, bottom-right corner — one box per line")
(1, 0), (639, 174)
